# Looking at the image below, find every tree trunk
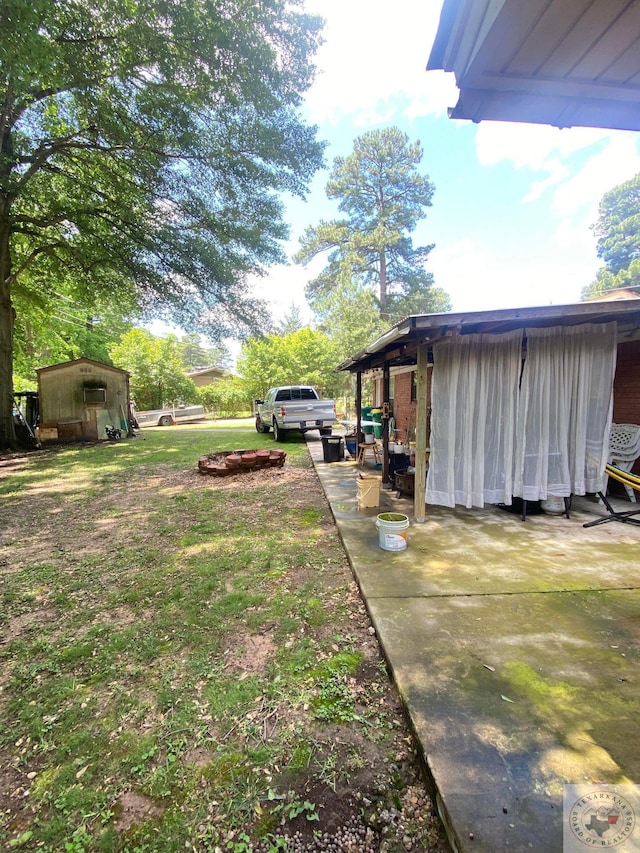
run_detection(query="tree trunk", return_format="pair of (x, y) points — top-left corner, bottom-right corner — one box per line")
(379, 248), (388, 321)
(0, 204), (16, 449)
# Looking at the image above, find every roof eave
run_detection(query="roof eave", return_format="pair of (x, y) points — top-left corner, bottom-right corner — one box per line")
(338, 300), (640, 373)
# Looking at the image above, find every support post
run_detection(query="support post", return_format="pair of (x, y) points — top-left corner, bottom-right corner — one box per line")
(355, 371), (362, 444)
(414, 343), (428, 523)
(382, 364), (390, 486)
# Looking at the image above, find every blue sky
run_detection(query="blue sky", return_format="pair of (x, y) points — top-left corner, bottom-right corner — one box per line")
(253, 0), (640, 321)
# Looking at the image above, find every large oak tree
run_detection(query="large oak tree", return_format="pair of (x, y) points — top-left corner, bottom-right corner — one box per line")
(0, 0), (325, 446)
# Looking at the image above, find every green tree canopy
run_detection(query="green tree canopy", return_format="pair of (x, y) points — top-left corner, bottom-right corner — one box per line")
(0, 0), (325, 446)
(110, 329), (197, 411)
(313, 277), (384, 366)
(237, 328), (340, 402)
(593, 173), (640, 275)
(294, 127), (451, 323)
(581, 259), (640, 301)
(178, 333), (232, 372)
(275, 302), (306, 336)
(197, 376), (250, 419)
(13, 280), (136, 387)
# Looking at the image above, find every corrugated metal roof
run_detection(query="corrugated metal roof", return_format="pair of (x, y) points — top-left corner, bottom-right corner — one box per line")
(338, 299), (640, 372)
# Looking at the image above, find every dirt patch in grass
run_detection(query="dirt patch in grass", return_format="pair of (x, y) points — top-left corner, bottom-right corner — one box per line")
(0, 437), (450, 852)
(114, 792), (164, 833)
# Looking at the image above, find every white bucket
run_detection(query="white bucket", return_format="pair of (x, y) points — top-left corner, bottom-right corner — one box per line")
(358, 475), (380, 509)
(541, 495), (565, 515)
(376, 512), (409, 551)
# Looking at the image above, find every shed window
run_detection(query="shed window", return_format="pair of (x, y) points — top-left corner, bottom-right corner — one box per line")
(84, 387), (106, 404)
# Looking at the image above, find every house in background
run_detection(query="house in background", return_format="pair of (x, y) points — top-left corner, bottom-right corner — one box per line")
(36, 358), (130, 442)
(186, 366), (226, 387)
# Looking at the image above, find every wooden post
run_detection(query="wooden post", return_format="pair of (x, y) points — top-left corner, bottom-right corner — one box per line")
(382, 364), (390, 486)
(414, 343), (428, 523)
(355, 371), (362, 444)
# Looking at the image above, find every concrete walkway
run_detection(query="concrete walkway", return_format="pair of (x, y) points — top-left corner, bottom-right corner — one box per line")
(306, 434), (640, 852)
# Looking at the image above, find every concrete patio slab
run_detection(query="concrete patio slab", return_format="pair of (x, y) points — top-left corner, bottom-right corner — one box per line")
(306, 435), (640, 852)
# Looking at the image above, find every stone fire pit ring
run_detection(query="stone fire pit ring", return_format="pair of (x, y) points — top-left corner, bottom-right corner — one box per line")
(198, 448), (286, 477)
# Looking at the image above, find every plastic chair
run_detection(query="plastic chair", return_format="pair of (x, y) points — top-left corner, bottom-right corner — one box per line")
(608, 424), (640, 502)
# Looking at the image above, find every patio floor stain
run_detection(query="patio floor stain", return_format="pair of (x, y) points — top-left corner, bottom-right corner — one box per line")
(306, 434), (640, 852)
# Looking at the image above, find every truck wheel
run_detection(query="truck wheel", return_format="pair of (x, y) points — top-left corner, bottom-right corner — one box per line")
(319, 427), (332, 436)
(158, 415), (174, 426)
(273, 419), (286, 442)
(255, 415), (269, 434)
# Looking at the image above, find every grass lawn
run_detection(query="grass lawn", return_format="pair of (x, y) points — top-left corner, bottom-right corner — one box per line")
(0, 421), (448, 852)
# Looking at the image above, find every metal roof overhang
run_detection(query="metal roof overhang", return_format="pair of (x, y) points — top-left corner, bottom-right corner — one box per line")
(337, 300), (640, 374)
(427, 0), (640, 131)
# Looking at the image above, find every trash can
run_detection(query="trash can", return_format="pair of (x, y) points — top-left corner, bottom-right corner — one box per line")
(321, 435), (344, 463)
(388, 451), (406, 487)
(371, 409), (383, 439)
(361, 406), (374, 437)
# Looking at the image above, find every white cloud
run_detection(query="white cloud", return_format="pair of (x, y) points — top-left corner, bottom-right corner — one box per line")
(474, 122), (611, 171)
(429, 237), (601, 313)
(471, 121), (640, 259)
(403, 71), (460, 123)
(522, 157), (569, 204)
(303, 0), (451, 126)
(551, 135), (640, 220)
(474, 123), (640, 213)
(248, 256), (319, 324)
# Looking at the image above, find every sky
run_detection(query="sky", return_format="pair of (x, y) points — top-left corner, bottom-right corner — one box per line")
(248, 0), (640, 323)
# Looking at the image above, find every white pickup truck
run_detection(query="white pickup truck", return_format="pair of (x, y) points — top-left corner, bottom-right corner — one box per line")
(254, 386), (336, 441)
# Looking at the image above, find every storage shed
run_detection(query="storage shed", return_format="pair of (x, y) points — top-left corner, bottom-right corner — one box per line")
(36, 358), (130, 442)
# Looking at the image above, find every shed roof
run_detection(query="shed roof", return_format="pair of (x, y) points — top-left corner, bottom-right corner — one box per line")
(36, 358), (129, 376)
(337, 299), (640, 373)
(427, 0), (640, 131)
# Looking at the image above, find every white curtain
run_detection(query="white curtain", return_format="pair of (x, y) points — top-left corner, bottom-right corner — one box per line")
(514, 323), (617, 500)
(426, 330), (523, 508)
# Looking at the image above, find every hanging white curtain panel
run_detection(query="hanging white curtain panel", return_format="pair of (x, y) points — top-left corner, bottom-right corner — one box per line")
(426, 330), (523, 508)
(514, 322), (617, 500)
(426, 322), (617, 509)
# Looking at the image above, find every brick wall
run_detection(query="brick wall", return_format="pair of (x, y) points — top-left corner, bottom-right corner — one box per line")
(392, 370), (432, 441)
(392, 371), (414, 437)
(612, 340), (640, 478)
(613, 341), (640, 425)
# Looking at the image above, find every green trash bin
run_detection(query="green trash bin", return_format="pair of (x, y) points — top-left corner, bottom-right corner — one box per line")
(361, 406), (374, 435)
(372, 409), (383, 439)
